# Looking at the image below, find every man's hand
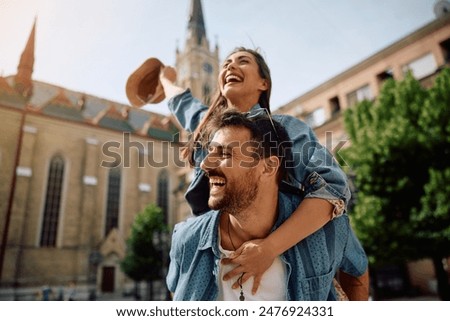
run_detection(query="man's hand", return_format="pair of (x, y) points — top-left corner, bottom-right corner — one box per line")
(221, 239), (277, 295)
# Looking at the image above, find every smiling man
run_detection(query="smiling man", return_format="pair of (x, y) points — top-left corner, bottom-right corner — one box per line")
(166, 110), (368, 301)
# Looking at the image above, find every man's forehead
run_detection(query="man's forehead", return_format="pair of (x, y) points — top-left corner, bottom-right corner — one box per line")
(210, 126), (252, 147)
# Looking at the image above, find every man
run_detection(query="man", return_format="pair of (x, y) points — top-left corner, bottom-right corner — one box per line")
(167, 110), (369, 300)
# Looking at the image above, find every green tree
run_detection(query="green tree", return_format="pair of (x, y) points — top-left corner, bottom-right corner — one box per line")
(343, 68), (450, 300)
(121, 204), (169, 300)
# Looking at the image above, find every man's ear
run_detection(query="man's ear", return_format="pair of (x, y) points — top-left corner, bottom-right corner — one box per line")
(262, 156), (280, 178)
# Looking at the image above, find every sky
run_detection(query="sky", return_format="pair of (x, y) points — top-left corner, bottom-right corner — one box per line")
(0, 0), (438, 115)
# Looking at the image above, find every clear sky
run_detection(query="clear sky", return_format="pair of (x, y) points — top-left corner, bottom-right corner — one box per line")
(0, 0), (437, 115)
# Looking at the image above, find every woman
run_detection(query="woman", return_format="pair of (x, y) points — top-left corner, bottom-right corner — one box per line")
(160, 47), (350, 294)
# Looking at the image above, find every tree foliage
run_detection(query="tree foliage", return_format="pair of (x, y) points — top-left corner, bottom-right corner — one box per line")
(342, 69), (450, 269)
(121, 204), (169, 284)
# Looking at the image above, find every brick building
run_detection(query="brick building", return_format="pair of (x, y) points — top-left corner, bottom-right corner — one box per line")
(0, 0), (219, 300)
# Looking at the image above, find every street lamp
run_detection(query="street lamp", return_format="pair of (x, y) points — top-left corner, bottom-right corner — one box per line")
(0, 104), (27, 284)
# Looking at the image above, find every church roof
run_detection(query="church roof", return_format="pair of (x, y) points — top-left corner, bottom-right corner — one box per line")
(0, 76), (182, 141)
(0, 76), (27, 109)
(39, 89), (85, 122)
(146, 114), (180, 142)
(94, 104), (135, 132)
(0, 77), (17, 95)
(0, 15), (185, 142)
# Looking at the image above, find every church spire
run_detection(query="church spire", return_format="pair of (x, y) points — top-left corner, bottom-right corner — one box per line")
(187, 0), (207, 46)
(176, 0), (219, 104)
(15, 18), (36, 98)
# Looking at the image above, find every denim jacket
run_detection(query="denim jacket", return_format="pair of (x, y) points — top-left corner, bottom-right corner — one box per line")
(168, 90), (351, 215)
(166, 192), (368, 301)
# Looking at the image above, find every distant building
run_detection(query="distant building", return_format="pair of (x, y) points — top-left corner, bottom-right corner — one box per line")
(275, 5), (450, 298)
(0, 0), (218, 300)
(276, 10), (450, 152)
(176, 0), (220, 106)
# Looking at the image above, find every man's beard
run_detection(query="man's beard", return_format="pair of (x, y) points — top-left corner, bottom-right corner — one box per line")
(208, 169), (259, 216)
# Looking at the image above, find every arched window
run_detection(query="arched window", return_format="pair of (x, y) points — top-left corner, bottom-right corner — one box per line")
(157, 170), (169, 224)
(105, 167), (121, 237)
(40, 155), (65, 247)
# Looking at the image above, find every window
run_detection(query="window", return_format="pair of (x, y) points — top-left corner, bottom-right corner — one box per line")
(105, 167), (121, 237)
(203, 62), (213, 74)
(377, 68), (394, 83)
(157, 170), (169, 224)
(347, 84), (373, 107)
(304, 107), (326, 128)
(440, 38), (450, 64)
(40, 155), (65, 247)
(377, 68), (395, 90)
(402, 53), (437, 79)
(329, 96), (341, 117)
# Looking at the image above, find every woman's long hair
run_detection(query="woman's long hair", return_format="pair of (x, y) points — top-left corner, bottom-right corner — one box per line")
(182, 47), (272, 165)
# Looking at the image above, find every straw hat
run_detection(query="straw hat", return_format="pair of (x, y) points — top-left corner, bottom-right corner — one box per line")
(125, 58), (176, 107)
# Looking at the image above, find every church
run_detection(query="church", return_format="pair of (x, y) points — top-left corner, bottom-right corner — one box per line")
(0, 0), (219, 300)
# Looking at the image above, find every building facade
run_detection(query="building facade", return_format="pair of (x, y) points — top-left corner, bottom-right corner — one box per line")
(275, 8), (450, 298)
(0, 0), (220, 300)
(276, 13), (450, 152)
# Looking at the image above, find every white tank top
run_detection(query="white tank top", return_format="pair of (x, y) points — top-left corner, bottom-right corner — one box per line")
(217, 236), (287, 301)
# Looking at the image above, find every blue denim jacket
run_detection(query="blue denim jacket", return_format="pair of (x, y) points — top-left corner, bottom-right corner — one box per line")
(166, 192), (368, 301)
(168, 90), (351, 215)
